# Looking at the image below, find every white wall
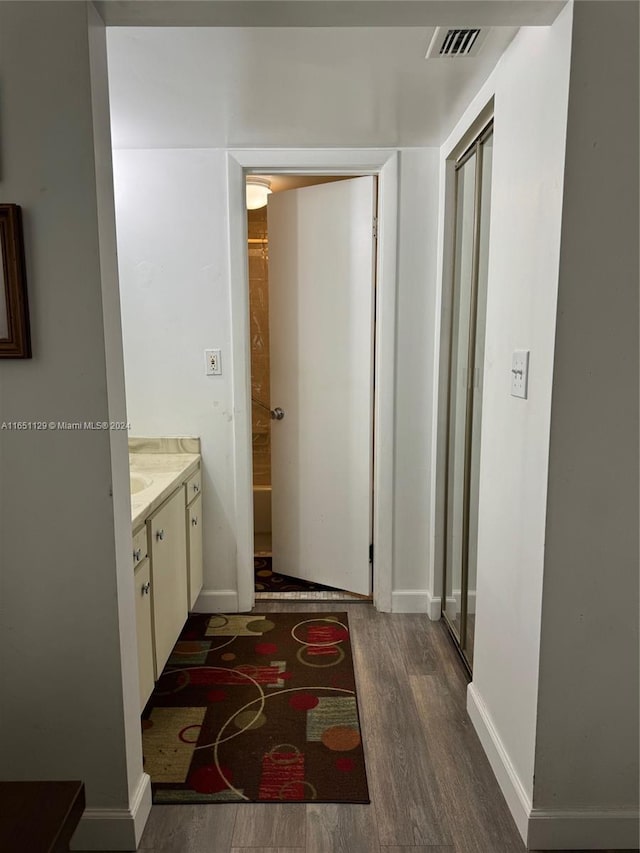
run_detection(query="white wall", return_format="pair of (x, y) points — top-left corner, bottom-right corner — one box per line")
(113, 149), (239, 602)
(113, 147), (441, 609)
(392, 148), (441, 614)
(436, 3), (639, 847)
(471, 5), (573, 809)
(0, 3), (149, 849)
(531, 1), (639, 846)
(434, 3), (574, 834)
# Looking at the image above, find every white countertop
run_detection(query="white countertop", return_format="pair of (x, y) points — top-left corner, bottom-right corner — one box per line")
(130, 449), (200, 530)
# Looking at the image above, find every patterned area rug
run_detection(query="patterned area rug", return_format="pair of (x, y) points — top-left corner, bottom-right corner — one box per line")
(142, 612), (369, 804)
(254, 556), (340, 593)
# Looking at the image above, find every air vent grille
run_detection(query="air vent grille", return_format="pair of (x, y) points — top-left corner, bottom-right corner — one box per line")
(441, 28), (480, 55)
(425, 27), (488, 59)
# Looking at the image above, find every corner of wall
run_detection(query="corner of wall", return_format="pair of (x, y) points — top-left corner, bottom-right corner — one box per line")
(391, 589), (441, 620)
(532, 0), (639, 839)
(468, 683), (640, 851)
(193, 588), (240, 613)
(71, 773), (152, 851)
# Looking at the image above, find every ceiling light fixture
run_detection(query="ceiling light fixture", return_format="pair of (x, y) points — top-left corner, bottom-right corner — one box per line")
(246, 177), (272, 210)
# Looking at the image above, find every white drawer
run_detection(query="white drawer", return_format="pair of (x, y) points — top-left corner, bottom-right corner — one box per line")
(185, 468), (202, 504)
(132, 525), (148, 569)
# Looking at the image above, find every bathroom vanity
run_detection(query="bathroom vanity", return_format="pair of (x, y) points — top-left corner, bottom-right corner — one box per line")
(128, 438), (202, 711)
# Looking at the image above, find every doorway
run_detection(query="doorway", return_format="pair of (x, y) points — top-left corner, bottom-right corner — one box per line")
(227, 149), (397, 614)
(442, 121), (494, 672)
(246, 174), (377, 600)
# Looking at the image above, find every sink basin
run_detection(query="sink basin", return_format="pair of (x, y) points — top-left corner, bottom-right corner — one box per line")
(130, 473), (152, 495)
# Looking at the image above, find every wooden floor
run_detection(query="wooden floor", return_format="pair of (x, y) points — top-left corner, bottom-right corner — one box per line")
(129, 602), (617, 853)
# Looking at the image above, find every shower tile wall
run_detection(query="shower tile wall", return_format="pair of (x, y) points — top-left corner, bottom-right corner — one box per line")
(248, 207), (271, 487)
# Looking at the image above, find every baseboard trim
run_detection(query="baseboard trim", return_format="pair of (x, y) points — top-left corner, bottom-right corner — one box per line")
(192, 589), (239, 613)
(391, 589), (441, 620)
(130, 772), (152, 847)
(468, 684), (640, 850)
(527, 807), (640, 850)
(467, 682), (531, 845)
(71, 772), (151, 851)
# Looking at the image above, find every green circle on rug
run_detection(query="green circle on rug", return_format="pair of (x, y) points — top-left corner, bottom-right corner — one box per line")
(233, 710), (267, 730)
(246, 618), (275, 633)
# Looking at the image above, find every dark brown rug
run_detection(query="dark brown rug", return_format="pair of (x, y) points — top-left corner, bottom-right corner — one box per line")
(254, 556), (340, 593)
(142, 612), (369, 804)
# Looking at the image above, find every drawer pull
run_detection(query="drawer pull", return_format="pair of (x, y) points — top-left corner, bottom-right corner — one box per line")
(133, 548), (142, 562)
(192, 483), (200, 493)
(142, 581), (151, 595)
(156, 529), (165, 542)
(191, 516), (198, 526)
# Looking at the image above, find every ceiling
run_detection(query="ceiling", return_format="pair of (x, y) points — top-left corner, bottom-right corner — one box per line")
(106, 25), (520, 149)
(98, 1), (565, 28)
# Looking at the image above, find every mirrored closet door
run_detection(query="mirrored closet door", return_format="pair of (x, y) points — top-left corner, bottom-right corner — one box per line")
(443, 122), (493, 673)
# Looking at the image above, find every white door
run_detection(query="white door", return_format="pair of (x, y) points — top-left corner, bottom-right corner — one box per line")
(267, 176), (376, 596)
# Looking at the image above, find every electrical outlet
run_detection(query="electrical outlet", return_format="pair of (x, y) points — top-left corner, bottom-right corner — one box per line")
(205, 348), (221, 376)
(511, 350), (529, 398)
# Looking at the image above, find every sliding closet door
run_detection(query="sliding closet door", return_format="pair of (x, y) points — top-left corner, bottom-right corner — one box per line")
(443, 123), (493, 672)
(444, 151), (477, 644)
(465, 131), (493, 666)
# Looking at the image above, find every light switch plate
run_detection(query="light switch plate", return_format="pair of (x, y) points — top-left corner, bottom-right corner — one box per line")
(511, 350), (529, 398)
(205, 348), (221, 376)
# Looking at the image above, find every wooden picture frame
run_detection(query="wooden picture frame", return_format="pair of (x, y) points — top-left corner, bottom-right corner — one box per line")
(0, 204), (31, 358)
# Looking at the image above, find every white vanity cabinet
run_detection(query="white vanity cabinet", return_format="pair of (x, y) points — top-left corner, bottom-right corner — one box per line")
(130, 449), (202, 711)
(147, 487), (188, 679)
(185, 468), (203, 608)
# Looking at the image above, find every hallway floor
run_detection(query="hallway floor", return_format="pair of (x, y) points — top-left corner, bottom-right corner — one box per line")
(130, 603), (617, 853)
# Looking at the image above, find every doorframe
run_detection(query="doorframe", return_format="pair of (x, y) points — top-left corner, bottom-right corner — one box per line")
(227, 149), (398, 613)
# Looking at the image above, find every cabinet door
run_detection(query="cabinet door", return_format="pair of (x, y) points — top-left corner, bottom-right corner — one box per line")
(187, 493), (203, 609)
(148, 488), (187, 678)
(134, 558), (155, 711)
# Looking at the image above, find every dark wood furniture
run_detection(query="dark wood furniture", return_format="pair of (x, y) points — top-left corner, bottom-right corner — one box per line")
(0, 781), (85, 853)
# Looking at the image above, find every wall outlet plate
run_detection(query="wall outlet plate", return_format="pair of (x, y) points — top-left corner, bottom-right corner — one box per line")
(511, 349), (529, 398)
(205, 348), (221, 376)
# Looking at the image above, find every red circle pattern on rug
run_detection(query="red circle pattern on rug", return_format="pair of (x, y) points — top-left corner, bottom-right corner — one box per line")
(289, 692), (319, 711)
(189, 764), (233, 794)
(206, 689), (227, 703)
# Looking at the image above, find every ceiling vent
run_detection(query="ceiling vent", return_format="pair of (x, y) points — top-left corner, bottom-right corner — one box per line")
(425, 27), (488, 59)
